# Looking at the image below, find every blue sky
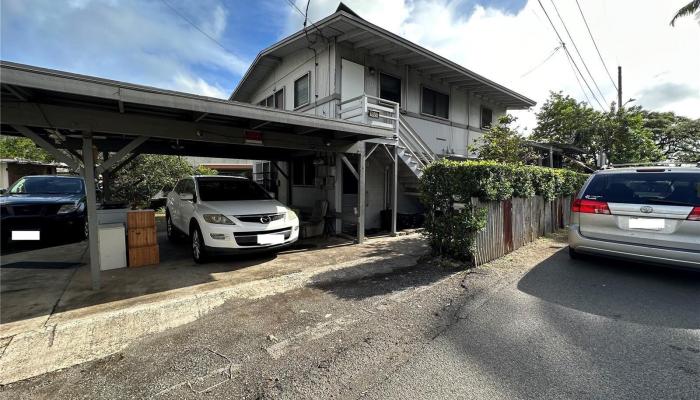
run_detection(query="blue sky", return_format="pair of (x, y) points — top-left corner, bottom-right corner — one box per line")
(1, 0), (698, 126)
(0, 0), (527, 98)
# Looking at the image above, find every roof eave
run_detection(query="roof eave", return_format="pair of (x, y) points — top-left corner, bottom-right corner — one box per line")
(230, 11), (536, 108)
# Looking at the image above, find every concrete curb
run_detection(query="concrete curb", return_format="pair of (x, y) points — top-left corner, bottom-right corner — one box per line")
(0, 251), (420, 384)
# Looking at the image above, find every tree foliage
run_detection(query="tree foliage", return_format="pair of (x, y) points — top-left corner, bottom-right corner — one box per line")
(109, 155), (216, 208)
(0, 137), (54, 163)
(642, 111), (700, 162)
(477, 115), (538, 164)
(532, 92), (669, 167)
(419, 159), (587, 262)
(670, 0), (699, 26)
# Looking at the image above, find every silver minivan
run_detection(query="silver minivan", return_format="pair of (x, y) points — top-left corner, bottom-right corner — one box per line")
(569, 166), (700, 269)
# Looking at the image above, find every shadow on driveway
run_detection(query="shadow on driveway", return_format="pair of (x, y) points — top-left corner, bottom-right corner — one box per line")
(517, 250), (700, 329)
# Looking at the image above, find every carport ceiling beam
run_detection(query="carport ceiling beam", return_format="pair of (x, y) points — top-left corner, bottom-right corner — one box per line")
(340, 154), (358, 180)
(97, 135), (148, 174)
(3, 102), (364, 154)
(11, 125), (82, 172)
(271, 161), (289, 180)
(365, 143), (379, 161)
(109, 152), (140, 175)
(4, 84), (29, 101)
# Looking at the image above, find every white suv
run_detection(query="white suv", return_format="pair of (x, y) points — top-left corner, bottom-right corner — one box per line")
(166, 175), (299, 263)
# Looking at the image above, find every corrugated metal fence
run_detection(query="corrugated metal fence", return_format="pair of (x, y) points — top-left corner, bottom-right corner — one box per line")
(471, 196), (572, 265)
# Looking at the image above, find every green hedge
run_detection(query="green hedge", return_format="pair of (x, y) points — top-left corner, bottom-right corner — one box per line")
(419, 160), (588, 262)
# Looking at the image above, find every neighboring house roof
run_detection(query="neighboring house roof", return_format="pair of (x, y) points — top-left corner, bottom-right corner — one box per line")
(231, 3), (535, 109)
(198, 163), (252, 170)
(0, 158), (65, 167)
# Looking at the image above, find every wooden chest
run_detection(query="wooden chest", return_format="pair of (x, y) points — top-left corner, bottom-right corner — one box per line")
(128, 245), (160, 268)
(127, 209), (159, 267)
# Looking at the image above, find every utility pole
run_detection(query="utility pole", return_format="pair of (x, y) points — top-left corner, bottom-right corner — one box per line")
(617, 66), (622, 111)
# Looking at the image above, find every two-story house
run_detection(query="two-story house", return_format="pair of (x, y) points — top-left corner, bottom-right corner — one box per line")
(231, 3), (535, 235)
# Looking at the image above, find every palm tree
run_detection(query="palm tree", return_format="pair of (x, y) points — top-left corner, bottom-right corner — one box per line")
(670, 0), (700, 26)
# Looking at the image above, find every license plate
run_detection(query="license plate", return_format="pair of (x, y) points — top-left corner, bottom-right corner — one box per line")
(12, 230), (40, 240)
(257, 233), (284, 245)
(629, 218), (664, 230)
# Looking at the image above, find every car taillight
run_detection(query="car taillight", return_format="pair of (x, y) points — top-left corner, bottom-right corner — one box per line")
(571, 199), (611, 215)
(687, 207), (700, 221)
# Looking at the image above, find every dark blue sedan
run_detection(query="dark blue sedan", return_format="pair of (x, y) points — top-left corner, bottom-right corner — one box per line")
(1, 175), (87, 246)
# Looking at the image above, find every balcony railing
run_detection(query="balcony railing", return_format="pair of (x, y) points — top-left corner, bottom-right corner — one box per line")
(338, 94), (399, 134)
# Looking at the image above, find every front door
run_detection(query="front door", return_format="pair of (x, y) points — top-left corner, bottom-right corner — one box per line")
(341, 59), (365, 101)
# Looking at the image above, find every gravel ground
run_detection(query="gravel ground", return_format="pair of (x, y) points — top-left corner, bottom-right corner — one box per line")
(2, 232), (698, 399)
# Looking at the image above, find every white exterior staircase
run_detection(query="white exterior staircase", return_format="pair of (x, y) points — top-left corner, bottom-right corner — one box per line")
(338, 95), (437, 194)
(397, 115), (436, 178)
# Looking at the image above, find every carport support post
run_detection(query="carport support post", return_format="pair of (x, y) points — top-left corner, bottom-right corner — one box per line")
(357, 143), (366, 244)
(82, 133), (101, 290)
(391, 144), (398, 236)
(101, 151), (111, 203)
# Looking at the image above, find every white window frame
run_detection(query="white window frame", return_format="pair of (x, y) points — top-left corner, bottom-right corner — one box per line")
(293, 71), (311, 110)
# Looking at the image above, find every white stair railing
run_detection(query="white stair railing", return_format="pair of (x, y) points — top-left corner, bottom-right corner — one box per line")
(398, 116), (435, 166)
(337, 95), (436, 177)
(338, 94), (399, 132)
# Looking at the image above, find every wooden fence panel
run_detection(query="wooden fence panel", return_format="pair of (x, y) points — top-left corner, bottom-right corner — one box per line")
(472, 195), (570, 266)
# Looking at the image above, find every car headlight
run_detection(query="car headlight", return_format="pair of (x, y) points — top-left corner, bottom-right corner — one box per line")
(286, 209), (298, 222)
(202, 214), (235, 225)
(57, 203), (81, 214)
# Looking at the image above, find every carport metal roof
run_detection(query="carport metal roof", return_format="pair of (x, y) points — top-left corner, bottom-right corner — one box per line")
(0, 61), (394, 160)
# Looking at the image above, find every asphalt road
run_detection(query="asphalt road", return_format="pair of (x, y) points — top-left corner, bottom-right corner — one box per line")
(367, 250), (700, 400)
(2, 236), (698, 399)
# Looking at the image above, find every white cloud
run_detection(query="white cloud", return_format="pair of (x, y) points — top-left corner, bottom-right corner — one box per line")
(1, 0), (248, 98)
(287, 0), (700, 132)
(172, 73), (228, 98)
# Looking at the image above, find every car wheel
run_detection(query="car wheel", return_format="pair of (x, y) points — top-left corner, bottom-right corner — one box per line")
(191, 225), (207, 264)
(568, 246), (579, 260)
(166, 211), (178, 242)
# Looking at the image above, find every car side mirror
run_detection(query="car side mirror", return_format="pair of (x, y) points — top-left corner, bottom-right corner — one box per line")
(267, 191), (276, 199)
(0, 188), (6, 195)
(179, 192), (194, 201)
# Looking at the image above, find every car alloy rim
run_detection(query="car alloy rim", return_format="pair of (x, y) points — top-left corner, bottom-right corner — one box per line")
(84, 220), (89, 238)
(192, 230), (200, 259)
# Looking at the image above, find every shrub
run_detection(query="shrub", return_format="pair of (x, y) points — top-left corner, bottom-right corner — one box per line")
(420, 159), (588, 262)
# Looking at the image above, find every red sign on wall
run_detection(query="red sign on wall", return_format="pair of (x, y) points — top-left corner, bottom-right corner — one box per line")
(244, 130), (263, 145)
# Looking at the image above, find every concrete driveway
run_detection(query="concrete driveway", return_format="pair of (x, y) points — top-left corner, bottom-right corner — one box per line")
(2, 233), (698, 399)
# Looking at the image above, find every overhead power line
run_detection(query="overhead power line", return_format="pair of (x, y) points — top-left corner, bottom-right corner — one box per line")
(574, 0), (618, 91)
(159, 0), (232, 54)
(562, 44), (593, 106)
(520, 45), (561, 78)
(548, 0), (608, 106)
(284, 0), (327, 42)
(535, 0), (606, 111)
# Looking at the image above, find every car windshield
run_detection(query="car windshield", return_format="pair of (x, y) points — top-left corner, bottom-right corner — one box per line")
(582, 172), (700, 206)
(8, 176), (84, 195)
(196, 178), (271, 201)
